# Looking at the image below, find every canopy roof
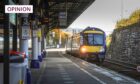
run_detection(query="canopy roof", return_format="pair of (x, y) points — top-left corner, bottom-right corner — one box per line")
(36, 0), (95, 29)
(0, 0), (95, 32)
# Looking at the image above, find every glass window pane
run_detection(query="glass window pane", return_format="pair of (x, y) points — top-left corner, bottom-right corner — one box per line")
(80, 35), (83, 45)
(94, 35), (104, 45)
(88, 34), (94, 45)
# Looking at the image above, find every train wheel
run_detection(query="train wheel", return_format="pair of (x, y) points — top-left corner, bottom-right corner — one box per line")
(84, 57), (88, 61)
(98, 58), (104, 65)
(99, 58), (104, 63)
(84, 56), (90, 62)
(79, 54), (83, 59)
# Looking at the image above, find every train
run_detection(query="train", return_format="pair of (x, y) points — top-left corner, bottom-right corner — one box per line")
(66, 27), (106, 64)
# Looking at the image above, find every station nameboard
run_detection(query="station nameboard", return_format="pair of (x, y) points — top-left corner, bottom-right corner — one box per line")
(21, 26), (30, 39)
(59, 12), (67, 27)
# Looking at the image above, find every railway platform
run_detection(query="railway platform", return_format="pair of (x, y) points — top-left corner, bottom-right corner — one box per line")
(31, 48), (140, 84)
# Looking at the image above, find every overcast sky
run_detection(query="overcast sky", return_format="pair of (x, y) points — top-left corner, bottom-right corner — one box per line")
(69, 0), (140, 35)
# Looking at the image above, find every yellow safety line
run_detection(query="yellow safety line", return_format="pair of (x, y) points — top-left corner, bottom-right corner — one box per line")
(19, 80), (24, 84)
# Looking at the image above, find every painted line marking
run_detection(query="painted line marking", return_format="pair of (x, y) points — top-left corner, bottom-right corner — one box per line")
(113, 77), (123, 81)
(93, 68), (124, 81)
(59, 68), (65, 70)
(64, 81), (74, 84)
(59, 70), (66, 72)
(72, 63), (106, 84)
(36, 61), (47, 84)
(60, 72), (68, 75)
(59, 52), (107, 84)
(63, 77), (72, 80)
(82, 58), (140, 84)
(62, 75), (70, 78)
(92, 66), (140, 83)
(63, 53), (140, 84)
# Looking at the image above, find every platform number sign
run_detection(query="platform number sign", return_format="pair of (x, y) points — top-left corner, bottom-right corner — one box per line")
(22, 26), (30, 39)
(59, 12), (67, 26)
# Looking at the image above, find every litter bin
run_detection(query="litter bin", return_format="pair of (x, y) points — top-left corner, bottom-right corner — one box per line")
(0, 51), (27, 84)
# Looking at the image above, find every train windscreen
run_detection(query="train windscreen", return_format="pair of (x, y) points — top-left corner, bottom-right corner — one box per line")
(83, 34), (104, 45)
(93, 34), (104, 45)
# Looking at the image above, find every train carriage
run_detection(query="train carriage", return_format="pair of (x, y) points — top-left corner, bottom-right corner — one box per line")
(66, 27), (106, 64)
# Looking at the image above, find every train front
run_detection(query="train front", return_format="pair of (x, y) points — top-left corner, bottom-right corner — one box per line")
(79, 28), (106, 63)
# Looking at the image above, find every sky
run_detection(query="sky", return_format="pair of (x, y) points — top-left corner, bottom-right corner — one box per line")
(69, 0), (140, 35)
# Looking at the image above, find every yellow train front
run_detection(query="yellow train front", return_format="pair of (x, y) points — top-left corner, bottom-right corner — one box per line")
(66, 27), (106, 64)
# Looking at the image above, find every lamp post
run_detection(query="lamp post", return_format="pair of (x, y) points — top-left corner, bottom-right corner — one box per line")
(4, 0), (10, 84)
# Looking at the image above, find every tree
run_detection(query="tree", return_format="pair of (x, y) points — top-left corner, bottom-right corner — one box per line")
(116, 9), (140, 28)
(49, 28), (71, 47)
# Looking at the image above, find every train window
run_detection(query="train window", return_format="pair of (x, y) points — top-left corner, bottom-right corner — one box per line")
(88, 34), (94, 45)
(83, 34), (88, 45)
(80, 35), (83, 45)
(82, 34), (104, 45)
(93, 34), (104, 45)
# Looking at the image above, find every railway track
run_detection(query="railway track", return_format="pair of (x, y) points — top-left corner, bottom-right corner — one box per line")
(65, 53), (140, 81)
(104, 59), (137, 71)
(101, 59), (140, 81)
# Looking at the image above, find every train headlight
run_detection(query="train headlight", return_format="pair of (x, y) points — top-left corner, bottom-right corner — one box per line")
(100, 47), (105, 52)
(80, 47), (87, 53)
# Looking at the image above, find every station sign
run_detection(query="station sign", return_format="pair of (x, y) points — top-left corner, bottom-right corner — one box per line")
(21, 26), (30, 39)
(59, 12), (67, 26)
(5, 5), (33, 13)
(59, 12), (67, 19)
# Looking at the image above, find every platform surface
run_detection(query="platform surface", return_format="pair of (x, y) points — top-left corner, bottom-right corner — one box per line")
(31, 48), (140, 84)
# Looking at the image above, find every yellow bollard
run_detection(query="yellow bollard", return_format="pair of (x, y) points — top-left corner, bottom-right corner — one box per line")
(19, 80), (24, 84)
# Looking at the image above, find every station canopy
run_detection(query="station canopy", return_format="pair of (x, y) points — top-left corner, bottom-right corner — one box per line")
(0, 0), (95, 32)
(34, 0), (95, 29)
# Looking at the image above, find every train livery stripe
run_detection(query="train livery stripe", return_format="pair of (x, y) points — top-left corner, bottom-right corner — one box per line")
(83, 31), (103, 34)
(83, 46), (102, 52)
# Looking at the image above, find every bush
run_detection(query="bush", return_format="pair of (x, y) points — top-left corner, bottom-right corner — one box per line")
(116, 9), (140, 29)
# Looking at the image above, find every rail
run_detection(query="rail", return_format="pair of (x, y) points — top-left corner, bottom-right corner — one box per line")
(104, 59), (137, 71)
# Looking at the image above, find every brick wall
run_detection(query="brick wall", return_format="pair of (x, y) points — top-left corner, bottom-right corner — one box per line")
(106, 23), (140, 65)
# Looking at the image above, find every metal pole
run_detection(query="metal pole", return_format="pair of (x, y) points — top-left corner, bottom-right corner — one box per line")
(19, 0), (29, 57)
(70, 29), (74, 55)
(30, 20), (40, 68)
(19, 0), (31, 84)
(59, 29), (61, 47)
(4, 0), (10, 83)
(38, 39), (41, 57)
(38, 29), (42, 62)
(12, 14), (17, 51)
(41, 26), (44, 52)
(33, 35), (38, 59)
(44, 37), (46, 50)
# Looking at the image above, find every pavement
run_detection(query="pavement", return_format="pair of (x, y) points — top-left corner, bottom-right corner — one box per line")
(31, 48), (140, 84)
